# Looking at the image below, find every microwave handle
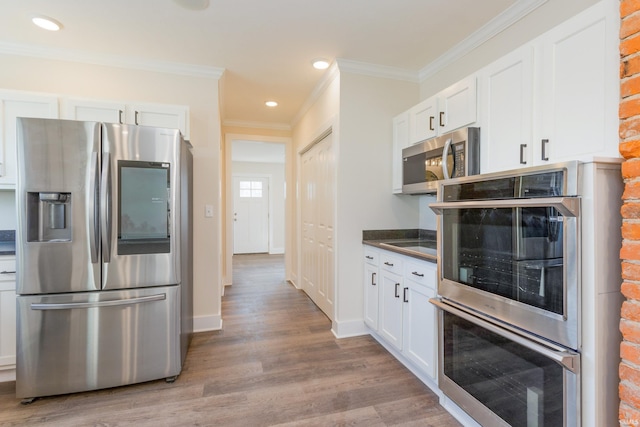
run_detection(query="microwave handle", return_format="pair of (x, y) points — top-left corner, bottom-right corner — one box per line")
(441, 138), (453, 179)
(430, 196), (580, 217)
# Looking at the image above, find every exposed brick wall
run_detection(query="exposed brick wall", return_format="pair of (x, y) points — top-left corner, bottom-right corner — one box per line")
(621, 1), (640, 424)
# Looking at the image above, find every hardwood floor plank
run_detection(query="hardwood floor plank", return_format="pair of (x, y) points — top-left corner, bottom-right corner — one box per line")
(0, 254), (461, 426)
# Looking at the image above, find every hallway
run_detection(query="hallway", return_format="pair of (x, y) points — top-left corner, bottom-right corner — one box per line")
(0, 254), (460, 426)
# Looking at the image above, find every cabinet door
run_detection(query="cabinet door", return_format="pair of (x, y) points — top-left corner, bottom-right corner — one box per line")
(126, 103), (190, 139)
(479, 45), (534, 173)
(409, 97), (437, 143)
(364, 263), (379, 330)
(392, 112), (410, 193)
(64, 98), (126, 124)
(538, 2), (618, 164)
(403, 281), (437, 380)
(0, 257), (16, 369)
(0, 93), (59, 188)
(379, 270), (403, 351)
(439, 75), (477, 134)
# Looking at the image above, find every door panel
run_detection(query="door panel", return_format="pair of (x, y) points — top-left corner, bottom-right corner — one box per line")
(233, 176), (269, 254)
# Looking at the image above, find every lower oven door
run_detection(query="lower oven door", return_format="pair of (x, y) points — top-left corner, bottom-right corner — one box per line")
(431, 298), (580, 427)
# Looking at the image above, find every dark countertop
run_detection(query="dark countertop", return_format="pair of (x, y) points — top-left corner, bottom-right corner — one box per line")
(363, 229), (437, 263)
(0, 230), (15, 256)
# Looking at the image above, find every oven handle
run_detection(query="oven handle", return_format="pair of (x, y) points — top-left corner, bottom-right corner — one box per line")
(430, 196), (580, 217)
(430, 298), (580, 373)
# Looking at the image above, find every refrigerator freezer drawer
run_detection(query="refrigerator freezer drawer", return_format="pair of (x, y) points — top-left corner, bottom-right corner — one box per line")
(16, 285), (181, 398)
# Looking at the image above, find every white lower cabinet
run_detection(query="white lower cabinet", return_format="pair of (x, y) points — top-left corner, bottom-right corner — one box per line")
(0, 256), (16, 375)
(363, 246), (438, 382)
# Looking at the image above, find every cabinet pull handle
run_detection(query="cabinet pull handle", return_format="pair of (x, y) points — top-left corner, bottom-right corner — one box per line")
(135, 111), (140, 125)
(541, 139), (549, 161)
(519, 144), (527, 165)
(403, 287), (408, 303)
(371, 272), (376, 286)
(429, 116), (434, 131)
(384, 261), (394, 267)
(439, 111), (445, 127)
(118, 110), (123, 124)
(0, 270), (16, 274)
(411, 271), (424, 277)
(365, 255), (373, 260)
(395, 283), (400, 298)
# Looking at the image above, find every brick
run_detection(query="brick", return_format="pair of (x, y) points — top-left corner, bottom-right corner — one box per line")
(623, 223), (640, 240)
(621, 319), (640, 344)
(622, 341), (640, 367)
(623, 13), (640, 39)
(621, 34), (640, 57)
(623, 56), (640, 78)
(622, 98), (640, 119)
(623, 1), (640, 19)
(622, 204), (640, 220)
(623, 301), (640, 322)
(620, 119), (640, 141)
(623, 262), (640, 281)
(623, 76), (640, 98)
(623, 160), (640, 179)
(622, 242), (640, 261)
(625, 181), (640, 199)
(620, 403), (640, 426)
(621, 381), (640, 410)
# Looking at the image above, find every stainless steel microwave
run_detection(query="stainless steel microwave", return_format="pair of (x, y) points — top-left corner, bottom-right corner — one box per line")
(402, 127), (480, 194)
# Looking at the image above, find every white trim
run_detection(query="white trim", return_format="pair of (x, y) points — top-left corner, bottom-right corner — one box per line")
(419, 0), (548, 81)
(193, 314), (223, 332)
(0, 41), (224, 79)
(331, 319), (368, 338)
(290, 62), (340, 127)
(0, 368), (15, 383)
(336, 58), (419, 83)
(222, 120), (291, 131)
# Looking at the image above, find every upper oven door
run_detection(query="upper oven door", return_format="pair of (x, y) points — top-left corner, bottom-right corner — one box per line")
(431, 196), (580, 350)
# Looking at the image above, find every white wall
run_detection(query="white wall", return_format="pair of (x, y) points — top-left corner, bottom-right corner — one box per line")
(0, 191), (16, 230)
(232, 160), (285, 253)
(0, 53), (223, 331)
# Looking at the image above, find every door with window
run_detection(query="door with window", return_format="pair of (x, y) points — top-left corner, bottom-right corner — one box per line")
(233, 176), (269, 254)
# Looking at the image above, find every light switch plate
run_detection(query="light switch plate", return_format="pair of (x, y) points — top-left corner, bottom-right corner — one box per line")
(205, 204), (213, 218)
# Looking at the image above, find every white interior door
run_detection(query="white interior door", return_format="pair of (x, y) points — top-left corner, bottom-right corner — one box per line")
(233, 176), (269, 254)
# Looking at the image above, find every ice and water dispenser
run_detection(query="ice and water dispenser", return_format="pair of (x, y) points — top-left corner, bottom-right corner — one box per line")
(26, 192), (72, 242)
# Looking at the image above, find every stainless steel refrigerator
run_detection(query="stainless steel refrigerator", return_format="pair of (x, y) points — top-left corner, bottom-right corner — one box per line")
(14, 118), (193, 400)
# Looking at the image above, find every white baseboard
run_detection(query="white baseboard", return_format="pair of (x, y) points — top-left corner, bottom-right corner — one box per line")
(193, 314), (223, 332)
(331, 319), (368, 338)
(0, 367), (15, 383)
(269, 247), (284, 255)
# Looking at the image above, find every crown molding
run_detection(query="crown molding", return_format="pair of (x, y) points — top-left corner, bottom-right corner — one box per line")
(0, 41), (225, 79)
(335, 58), (419, 83)
(419, 0), (548, 81)
(290, 62), (340, 128)
(222, 119), (291, 131)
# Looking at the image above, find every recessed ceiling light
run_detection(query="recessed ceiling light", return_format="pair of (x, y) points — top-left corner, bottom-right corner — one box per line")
(173, 0), (210, 10)
(32, 15), (62, 31)
(312, 59), (330, 70)
(265, 101), (278, 108)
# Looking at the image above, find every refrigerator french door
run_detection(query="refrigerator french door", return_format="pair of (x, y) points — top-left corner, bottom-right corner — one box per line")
(15, 118), (189, 399)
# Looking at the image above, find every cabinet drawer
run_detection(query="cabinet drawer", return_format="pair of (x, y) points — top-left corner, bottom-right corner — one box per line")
(404, 259), (437, 290)
(380, 252), (403, 275)
(364, 247), (379, 266)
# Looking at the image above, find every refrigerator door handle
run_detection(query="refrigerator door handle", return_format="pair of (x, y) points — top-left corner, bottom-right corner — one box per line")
(89, 151), (100, 264)
(30, 293), (166, 310)
(100, 152), (112, 263)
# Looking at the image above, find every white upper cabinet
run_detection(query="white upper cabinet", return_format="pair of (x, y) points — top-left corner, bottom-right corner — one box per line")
(64, 98), (190, 139)
(536, 1), (619, 164)
(392, 112), (410, 194)
(479, 1), (619, 173)
(0, 92), (59, 188)
(479, 45), (534, 174)
(408, 75), (477, 144)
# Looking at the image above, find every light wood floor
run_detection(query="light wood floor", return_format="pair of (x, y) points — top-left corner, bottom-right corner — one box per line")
(0, 253), (462, 426)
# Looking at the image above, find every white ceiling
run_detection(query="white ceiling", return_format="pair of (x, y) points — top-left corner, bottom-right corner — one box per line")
(0, 0), (522, 127)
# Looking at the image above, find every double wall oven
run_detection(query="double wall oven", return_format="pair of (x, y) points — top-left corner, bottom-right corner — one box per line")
(430, 162), (582, 427)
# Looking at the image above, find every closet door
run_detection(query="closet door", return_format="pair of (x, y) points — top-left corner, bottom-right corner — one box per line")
(300, 132), (334, 319)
